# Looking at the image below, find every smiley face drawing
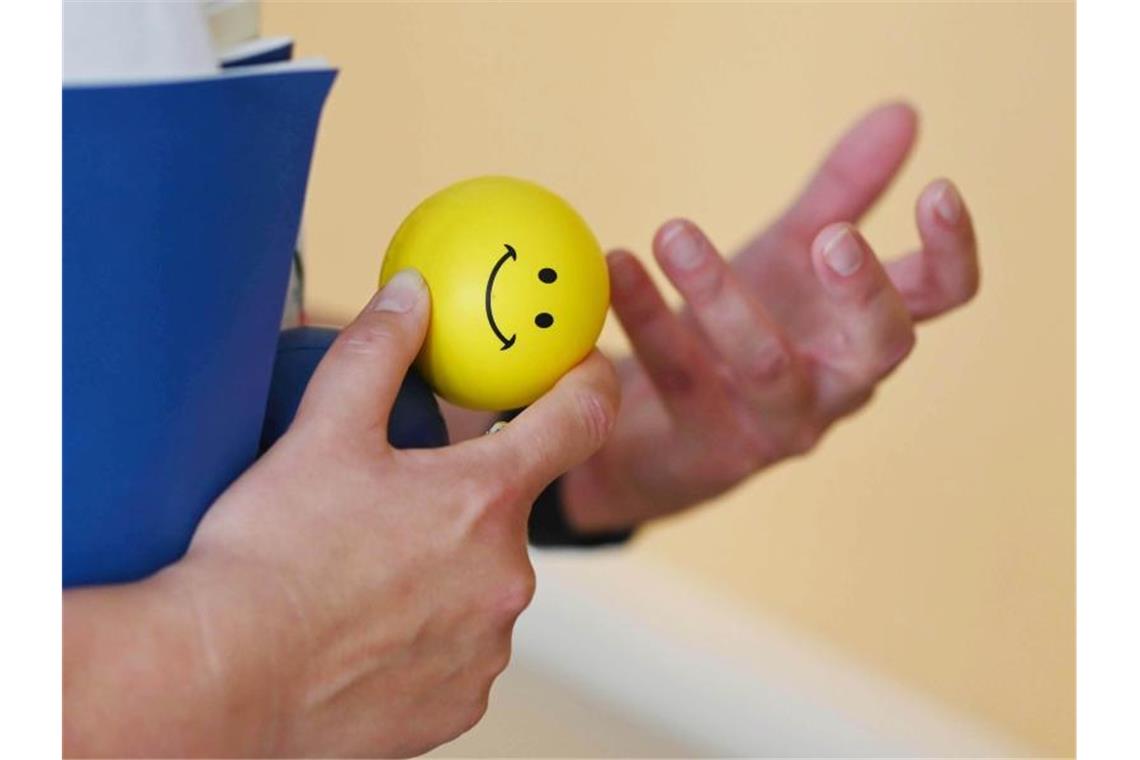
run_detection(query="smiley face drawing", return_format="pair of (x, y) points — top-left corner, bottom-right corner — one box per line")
(379, 176), (610, 411)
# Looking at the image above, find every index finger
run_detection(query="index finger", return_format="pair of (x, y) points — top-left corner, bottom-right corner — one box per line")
(778, 101), (919, 240)
(455, 350), (620, 501)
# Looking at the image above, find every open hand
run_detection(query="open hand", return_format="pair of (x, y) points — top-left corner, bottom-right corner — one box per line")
(562, 102), (978, 533)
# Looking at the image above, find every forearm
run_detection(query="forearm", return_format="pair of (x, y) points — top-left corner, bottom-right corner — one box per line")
(63, 553), (290, 757)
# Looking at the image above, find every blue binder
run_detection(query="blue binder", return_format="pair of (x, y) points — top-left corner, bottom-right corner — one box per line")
(63, 64), (337, 587)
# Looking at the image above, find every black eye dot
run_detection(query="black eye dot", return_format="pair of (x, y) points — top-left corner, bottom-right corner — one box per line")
(534, 312), (554, 329)
(538, 268), (558, 284)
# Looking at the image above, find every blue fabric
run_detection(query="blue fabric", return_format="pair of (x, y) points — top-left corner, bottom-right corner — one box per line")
(261, 330), (628, 547)
(260, 327), (449, 452)
(63, 68), (336, 587)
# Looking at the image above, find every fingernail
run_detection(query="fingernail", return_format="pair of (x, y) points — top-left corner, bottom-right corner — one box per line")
(821, 226), (864, 277)
(371, 269), (425, 313)
(933, 181), (962, 225)
(660, 221), (703, 270)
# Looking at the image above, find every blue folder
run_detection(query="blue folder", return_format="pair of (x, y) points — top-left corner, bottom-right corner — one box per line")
(63, 64), (337, 587)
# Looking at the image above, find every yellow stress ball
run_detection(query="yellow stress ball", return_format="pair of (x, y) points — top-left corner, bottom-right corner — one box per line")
(379, 176), (610, 411)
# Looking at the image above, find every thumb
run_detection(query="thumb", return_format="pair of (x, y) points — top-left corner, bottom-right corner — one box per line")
(294, 269), (430, 439)
(458, 350), (620, 501)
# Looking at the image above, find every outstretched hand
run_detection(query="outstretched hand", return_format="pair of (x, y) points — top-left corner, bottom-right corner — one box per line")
(562, 102), (979, 533)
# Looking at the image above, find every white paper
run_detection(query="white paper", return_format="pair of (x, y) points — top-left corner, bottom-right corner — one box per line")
(64, 0), (219, 84)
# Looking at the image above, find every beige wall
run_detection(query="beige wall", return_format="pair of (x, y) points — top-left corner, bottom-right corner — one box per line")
(264, 2), (1074, 755)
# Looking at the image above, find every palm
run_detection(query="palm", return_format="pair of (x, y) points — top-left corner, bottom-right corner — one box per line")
(737, 238), (841, 353)
(593, 227), (856, 519)
(563, 102), (979, 532)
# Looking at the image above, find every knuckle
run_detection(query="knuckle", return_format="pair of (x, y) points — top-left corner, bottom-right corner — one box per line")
(492, 566), (537, 619)
(871, 326), (916, 379)
(740, 339), (792, 387)
(784, 425), (823, 458)
(655, 364), (699, 396)
(574, 390), (617, 450)
(741, 430), (783, 470)
(850, 278), (889, 311)
(484, 639), (514, 679)
(929, 248), (979, 310)
(827, 326), (855, 356)
(496, 642), (514, 674)
(724, 447), (766, 481)
(457, 692), (491, 736)
(340, 317), (403, 355)
(825, 386), (876, 419)
(681, 258), (728, 306)
(848, 363), (882, 389)
(958, 263), (981, 303)
(883, 330), (917, 373)
(708, 429), (768, 482)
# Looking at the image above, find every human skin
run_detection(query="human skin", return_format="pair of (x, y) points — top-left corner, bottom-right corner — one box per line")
(63, 100), (976, 757)
(63, 270), (620, 757)
(444, 101), (979, 532)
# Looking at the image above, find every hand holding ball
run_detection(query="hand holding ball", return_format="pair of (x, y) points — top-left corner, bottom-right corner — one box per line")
(380, 176), (610, 411)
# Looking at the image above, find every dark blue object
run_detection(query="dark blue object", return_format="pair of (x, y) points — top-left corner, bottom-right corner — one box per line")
(262, 330), (627, 547)
(260, 327), (449, 452)
(63, 68), (336, 587)
(221, 39), (295, 69)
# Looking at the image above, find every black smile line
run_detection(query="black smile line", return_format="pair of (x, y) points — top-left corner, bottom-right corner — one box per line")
(485, 243), (517, 350)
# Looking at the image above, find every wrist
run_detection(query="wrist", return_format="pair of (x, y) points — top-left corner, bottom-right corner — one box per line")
(157, 549), (305, 755)
(63, 551), (299, 757)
